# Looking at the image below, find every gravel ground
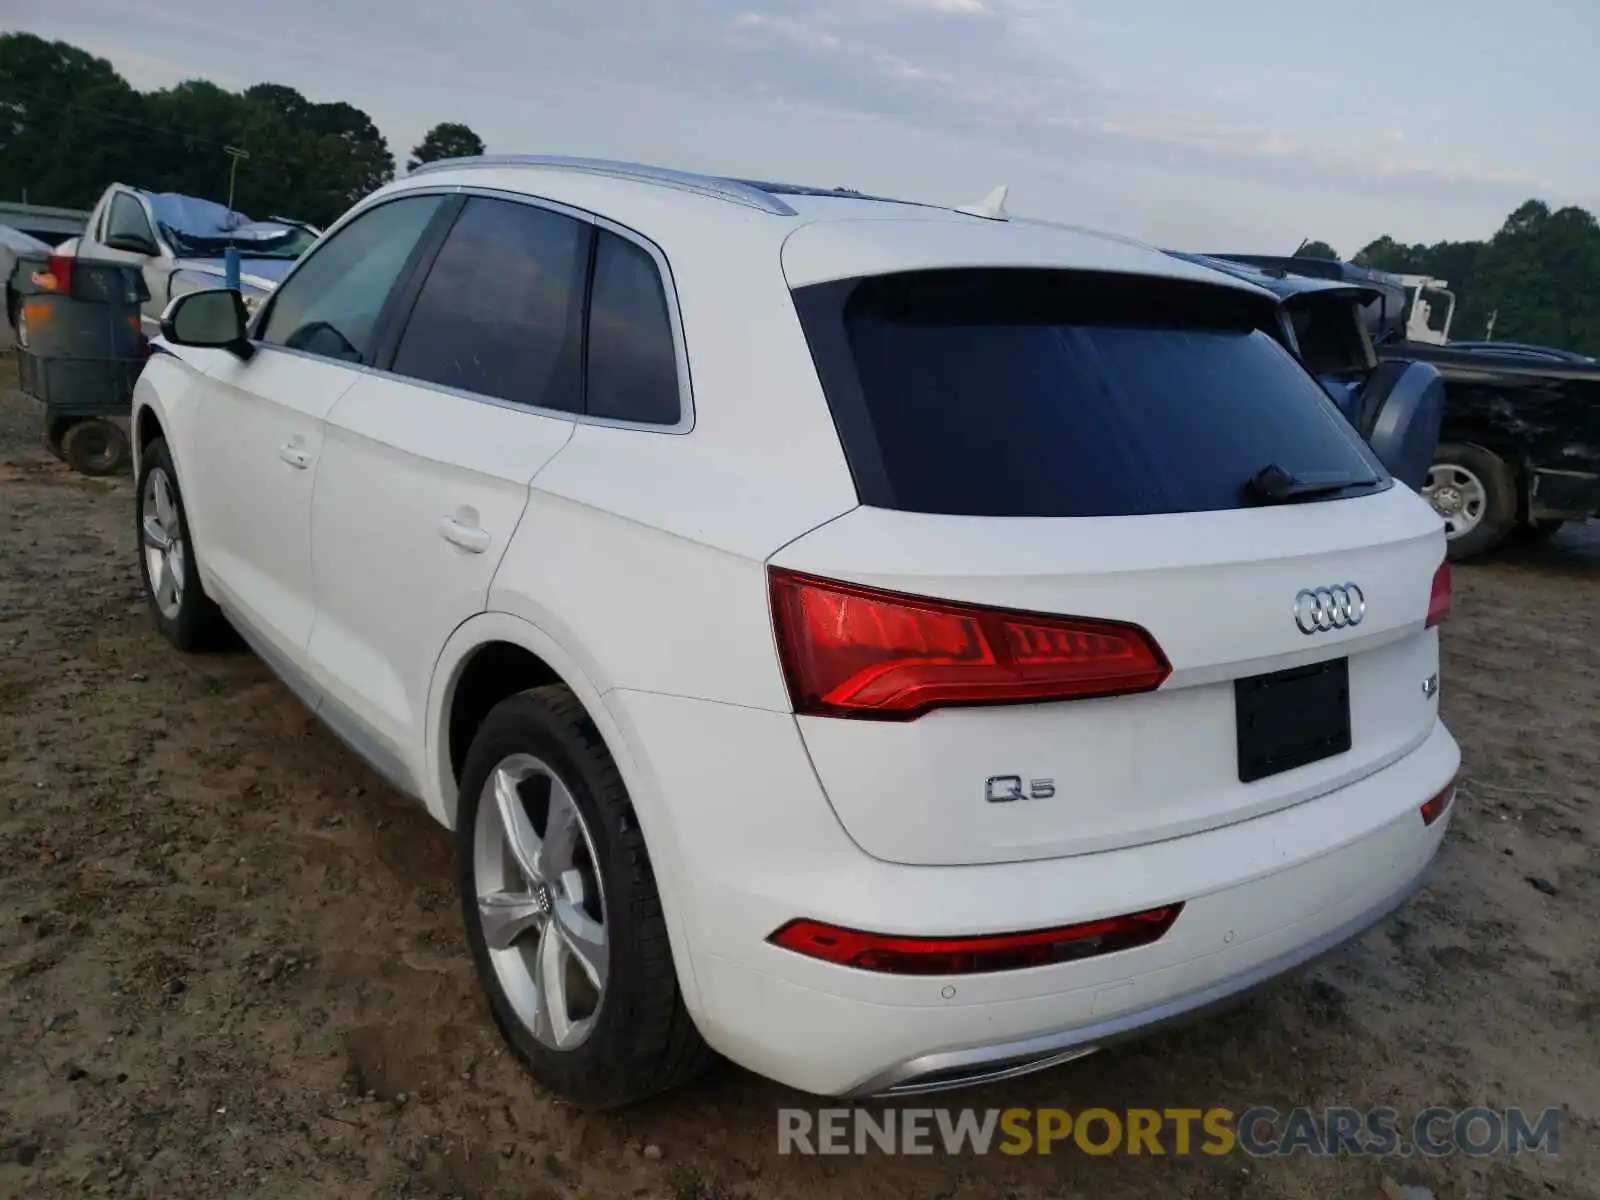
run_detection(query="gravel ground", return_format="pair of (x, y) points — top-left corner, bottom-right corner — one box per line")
(1, 358), (1596, 1199)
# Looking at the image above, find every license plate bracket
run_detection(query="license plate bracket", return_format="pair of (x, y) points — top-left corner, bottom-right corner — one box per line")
(1235, 658), (1351, 783)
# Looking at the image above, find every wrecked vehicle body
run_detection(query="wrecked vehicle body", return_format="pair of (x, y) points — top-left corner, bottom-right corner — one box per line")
(56, 184), (317, 335)
(1167, 251), (1444, 494)
(1203, 252), (1600, 559)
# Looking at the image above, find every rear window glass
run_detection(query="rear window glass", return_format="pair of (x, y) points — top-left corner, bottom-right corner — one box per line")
(793, 269), (1389, 518)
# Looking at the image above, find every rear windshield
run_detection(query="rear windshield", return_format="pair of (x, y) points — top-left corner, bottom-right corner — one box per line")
(792, 268), (1390, 518)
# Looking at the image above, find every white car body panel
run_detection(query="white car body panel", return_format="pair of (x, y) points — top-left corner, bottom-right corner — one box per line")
(770, 488), (1445, 865)
(187, 347), (361, 662)
(130, 158), (1459, 1100)
(304, 372), (575, 783)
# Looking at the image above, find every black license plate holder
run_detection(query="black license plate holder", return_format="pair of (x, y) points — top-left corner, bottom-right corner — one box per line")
(1235, 658), (1351, 783)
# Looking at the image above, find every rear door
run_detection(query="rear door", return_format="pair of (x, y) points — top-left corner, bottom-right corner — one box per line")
(187, 193), (448, 668)
(303, 195), (592, 781)
(777, 265), (1448, 866)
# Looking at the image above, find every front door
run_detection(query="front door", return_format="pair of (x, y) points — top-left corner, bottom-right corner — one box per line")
(187, 193), (450, 668)
(305, 195), (592, 780)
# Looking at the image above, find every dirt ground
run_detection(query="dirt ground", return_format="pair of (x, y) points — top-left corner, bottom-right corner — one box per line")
(1, 361), (1596, 1200)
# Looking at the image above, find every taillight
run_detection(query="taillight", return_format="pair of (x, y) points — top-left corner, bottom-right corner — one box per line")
(768, 568), (1171, 720)
(1420, 779), (1455, 826)
(769, 906), (1185, 975)
(32, 253), (74, 294)
(1425, 561), (1451, 628)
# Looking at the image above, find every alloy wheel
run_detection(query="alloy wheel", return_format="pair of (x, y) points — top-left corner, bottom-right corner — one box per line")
(141, 467), (186, 620)
(473, 754), (609, 1050)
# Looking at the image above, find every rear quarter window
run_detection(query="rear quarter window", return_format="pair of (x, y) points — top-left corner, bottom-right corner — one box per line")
(792, 268), (1390, 518)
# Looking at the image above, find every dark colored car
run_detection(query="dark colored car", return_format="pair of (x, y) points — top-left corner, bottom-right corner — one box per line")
(1166, 251), (1444, 496)
(1205, 254), (1600, 559)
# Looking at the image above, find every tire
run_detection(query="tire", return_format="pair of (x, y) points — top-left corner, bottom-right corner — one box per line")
(42, 417), (71, 462)
(1423, 442), (1518, 561)
(456, 685), (714, 1109)
(135, 437), (228, 651)
(61, 418), (130, 476)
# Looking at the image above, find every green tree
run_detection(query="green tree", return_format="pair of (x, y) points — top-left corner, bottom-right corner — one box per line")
(407, 122), (485, 172)
(0, 33), (147, 208)
(1295, 240), (1340, 261)
(0, 32), (395, 227)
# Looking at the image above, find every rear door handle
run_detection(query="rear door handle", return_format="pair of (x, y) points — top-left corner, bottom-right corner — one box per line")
(278, 443), (311, 469)
(439, 514), (492, 554)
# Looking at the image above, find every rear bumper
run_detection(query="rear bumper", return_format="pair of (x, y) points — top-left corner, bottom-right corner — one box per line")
(605, 689), (1459, 1097)
(847, 871), (1424, 1097)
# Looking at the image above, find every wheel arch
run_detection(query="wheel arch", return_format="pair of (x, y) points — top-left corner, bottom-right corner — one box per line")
(425, 610), (706, 1015)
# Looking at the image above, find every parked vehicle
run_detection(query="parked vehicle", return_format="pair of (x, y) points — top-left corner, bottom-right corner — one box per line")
(9, 250), (149, 473)
(58, 184), (317, 336)
(1164, 251), (1444, 491)
(1208, 253), (1411, 343)
(132, 156), (1459, 1107)
(0, 223), (54, 352)
(1381, 340), (1600, 555)
(1446, 340), (1596, 365)
(1213, 252), (1600, 558)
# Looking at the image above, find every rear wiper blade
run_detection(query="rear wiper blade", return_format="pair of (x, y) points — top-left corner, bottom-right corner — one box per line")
(1248, 463), (1374, 504)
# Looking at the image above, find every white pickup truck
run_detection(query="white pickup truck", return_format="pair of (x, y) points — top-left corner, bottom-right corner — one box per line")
(56, 183), (318, 335)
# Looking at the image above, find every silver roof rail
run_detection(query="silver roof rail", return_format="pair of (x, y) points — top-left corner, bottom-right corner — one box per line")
(406, 155), (799, 216)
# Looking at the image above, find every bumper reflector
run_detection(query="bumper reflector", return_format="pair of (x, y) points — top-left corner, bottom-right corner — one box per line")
(1420, 780), (1456, 826)
(768, 905), (1185, 975)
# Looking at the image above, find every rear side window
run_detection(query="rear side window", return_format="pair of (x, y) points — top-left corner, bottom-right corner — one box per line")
(793, 269), (1389, 518)
(585, 230), (681, 426)
(391, 197), (589, 411)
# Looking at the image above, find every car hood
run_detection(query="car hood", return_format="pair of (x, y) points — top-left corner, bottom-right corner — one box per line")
(173, 256), (296, 292)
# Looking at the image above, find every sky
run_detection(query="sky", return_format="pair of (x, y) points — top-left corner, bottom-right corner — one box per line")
(13, 0), (1600, 255)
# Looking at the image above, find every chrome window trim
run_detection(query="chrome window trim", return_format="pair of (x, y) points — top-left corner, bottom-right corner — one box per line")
(365, 185), (697, 436)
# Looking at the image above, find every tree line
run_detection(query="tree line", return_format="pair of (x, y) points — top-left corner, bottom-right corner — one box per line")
(5, 32), (1597, 355)
(1277, 201), (1600, 357)
(0, 33), (484, 228)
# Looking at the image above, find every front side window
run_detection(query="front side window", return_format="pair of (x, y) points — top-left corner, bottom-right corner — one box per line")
(258, 195), (444, 364)
(585, 230), (681, 425)
(390, 197), (589, 411)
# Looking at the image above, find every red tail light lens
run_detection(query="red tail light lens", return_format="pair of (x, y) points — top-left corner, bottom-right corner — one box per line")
(1420, 780), (1455, 826)
(1426, 561), (1451, 628)
(769, 906), (1185, 975)
(768, 568), (1170, 720)
(32, 253), (74, 294)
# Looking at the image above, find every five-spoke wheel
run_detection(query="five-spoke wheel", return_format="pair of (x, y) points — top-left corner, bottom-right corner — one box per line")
(474, 753), (609, 1051)
(455, 685), (713, 1108)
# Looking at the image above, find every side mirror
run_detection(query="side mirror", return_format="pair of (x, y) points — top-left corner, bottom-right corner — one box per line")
(1354, 360), (1444, 491)
(103, 232), (160, 257)
(160, 289), (254, 361)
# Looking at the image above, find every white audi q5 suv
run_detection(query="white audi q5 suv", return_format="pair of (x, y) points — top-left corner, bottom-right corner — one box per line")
(131, 156), (1459, 1107)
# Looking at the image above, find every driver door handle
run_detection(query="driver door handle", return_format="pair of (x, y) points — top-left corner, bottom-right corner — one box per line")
(439, 515), (492, 554)
(278, 443), (311, 470)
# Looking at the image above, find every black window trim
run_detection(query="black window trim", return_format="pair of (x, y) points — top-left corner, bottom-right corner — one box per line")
(342, 185), (696, 434)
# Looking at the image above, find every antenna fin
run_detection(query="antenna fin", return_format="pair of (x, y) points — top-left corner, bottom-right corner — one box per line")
(956, 184), (1009, 221)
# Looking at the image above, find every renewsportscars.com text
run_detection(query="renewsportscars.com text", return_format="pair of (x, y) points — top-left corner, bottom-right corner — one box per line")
(777, 1106), (1561, 1158)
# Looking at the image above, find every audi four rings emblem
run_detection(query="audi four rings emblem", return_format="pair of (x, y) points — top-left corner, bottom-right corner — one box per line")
(1294, 583), (1365, 635)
